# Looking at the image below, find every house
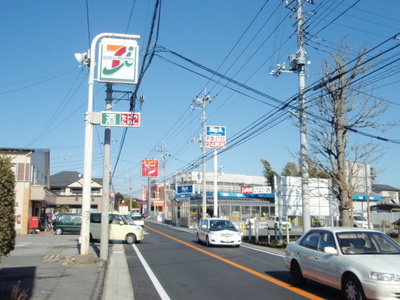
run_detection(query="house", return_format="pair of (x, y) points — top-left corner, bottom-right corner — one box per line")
(49, 171), (103, 213)
(372, 184), (400, 204)
(1, 148), (56, 235)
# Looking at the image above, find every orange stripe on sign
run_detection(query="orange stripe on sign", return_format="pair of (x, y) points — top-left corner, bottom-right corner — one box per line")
(145, 225), (324, 300)
(107, 45), (121, 51)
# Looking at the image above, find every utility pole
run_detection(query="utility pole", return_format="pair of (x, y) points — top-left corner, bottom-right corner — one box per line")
(100, 83), (112, 261)
(158, 145), (169, 221)
(270, 0), (312, 232)
(193, 95), (212, 220)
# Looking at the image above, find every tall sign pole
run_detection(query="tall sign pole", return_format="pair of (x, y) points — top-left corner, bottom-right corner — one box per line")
(79, 33), (140, 257)
(213, 149), (218, 217)
(205, 125), (226, 217)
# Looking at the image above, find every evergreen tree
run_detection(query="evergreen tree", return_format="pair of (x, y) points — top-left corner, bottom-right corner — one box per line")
(0, 155), (16, 260)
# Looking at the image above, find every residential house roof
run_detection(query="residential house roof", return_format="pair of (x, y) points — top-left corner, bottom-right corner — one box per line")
(372, 184), (400, 192)
(50, 171), (102, 187)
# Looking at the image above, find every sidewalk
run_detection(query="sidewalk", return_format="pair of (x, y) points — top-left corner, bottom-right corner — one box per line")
(0, 232), (133, 300)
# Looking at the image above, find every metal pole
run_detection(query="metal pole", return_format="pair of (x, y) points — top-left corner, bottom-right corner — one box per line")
(202, 99), (207, 220)
(100, 83), (112, 261)
(297, 0), (311, 232)
(148, 177), (151, 218)
(213, 149), (218, 217)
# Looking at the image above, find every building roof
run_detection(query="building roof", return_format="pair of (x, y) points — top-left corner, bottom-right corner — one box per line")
(0, 147), (50, 153)
(50, 171), (102, 187)
(372, 184), (400, 192)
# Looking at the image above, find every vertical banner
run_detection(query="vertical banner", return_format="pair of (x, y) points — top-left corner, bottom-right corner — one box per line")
(141, 185), (148, 201)
(141, 160), (159, 177)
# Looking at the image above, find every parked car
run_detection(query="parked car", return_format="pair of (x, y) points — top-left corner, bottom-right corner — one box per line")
(284, 227), (400, 300)
(53, 213), (82, 235)
(89, 212), (144, 244)
(197, 218), (242, 247)
(353, 215), (374, 229)
(130, 215), (144, 226)
(266, 216), (292, 231)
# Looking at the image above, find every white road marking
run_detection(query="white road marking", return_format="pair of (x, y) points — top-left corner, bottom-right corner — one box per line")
(132, 244), (171, 300)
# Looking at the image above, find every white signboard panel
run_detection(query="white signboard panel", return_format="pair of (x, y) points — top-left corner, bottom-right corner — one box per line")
(98, 38), (139, 84)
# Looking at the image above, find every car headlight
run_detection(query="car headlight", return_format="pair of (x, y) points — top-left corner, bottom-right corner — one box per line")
(209, 231), (218, 236)
(370, 272), (400, 281)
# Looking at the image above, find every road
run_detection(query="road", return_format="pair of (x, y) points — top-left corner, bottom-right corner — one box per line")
(124, 222), (342, 300)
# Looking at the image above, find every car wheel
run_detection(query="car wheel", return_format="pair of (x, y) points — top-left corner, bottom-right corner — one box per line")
(290, 260), (305, 285)
(54, 228), (63, 235)
(126, 233), (136, 244)
(342, 274), (366, 300)
(206, 236), (211, 247)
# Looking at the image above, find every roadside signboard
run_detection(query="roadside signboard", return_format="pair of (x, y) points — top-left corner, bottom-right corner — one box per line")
(177, 185), (194, 194)
(206, 125), (226, 149)
(141, 160), (159, 177)
(101, 112), (140, 127)
(98, 38), (139, 84)
(241, 186), (272, 194)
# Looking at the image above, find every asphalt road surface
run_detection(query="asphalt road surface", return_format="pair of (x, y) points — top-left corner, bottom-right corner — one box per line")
(124, 222), (342, 300)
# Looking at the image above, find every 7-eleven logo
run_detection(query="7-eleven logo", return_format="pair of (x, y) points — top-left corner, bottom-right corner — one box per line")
(98, 38), (139, 84)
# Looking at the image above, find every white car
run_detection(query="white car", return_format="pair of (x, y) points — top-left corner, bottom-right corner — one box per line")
(130, 215), (145, 226)
(266, 216), (292, 231)
(197, 218), (242, 247)
(353, 215), (373, 229)
(284, 227), (400, 300)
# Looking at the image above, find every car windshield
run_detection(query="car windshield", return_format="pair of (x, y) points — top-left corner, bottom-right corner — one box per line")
(337, 231), (400, 255)
(123, 216), (135, 225)
(209, 220), (236, 229)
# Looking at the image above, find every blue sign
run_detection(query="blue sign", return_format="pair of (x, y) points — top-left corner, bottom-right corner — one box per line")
(207, 126), (226, 136)
(177, 185), (194, 194)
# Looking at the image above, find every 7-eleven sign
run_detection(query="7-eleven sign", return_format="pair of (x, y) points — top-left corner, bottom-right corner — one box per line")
(98, 38), (139, 84)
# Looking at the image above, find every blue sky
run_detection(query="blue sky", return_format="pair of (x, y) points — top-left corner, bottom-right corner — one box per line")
(2, 0), (400, 198)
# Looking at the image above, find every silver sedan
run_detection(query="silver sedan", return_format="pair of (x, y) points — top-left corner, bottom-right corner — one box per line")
(284, 227), (400, 300)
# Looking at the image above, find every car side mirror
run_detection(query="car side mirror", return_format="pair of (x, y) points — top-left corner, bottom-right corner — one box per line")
(324, 246), (338, 255)
(201, 224), (207, 229)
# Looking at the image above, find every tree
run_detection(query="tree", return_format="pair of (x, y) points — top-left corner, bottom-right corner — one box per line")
(260, 159), (277, 192)
(0, 154), (16, 260)
(308, 41), (390, 227)
(281, 160), (329, 178)
(281, 162), (300, 176)
(113, 192), (125, 211)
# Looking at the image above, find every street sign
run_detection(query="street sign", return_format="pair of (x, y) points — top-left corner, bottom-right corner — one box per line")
(101, 112), (140, 127)
(206, 125), (226, 149)
(177, 185), (194, 194)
